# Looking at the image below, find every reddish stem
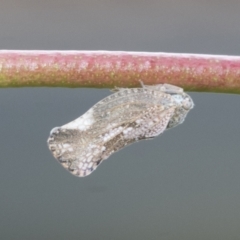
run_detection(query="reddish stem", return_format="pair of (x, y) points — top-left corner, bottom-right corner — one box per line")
(0, 50), (240, 93)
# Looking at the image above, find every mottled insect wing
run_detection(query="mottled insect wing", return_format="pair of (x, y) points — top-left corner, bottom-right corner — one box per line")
(48, 83), (194, 177)
(48, 126), (103, 177)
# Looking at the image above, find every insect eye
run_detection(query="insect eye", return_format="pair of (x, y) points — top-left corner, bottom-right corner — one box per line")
(182, 98), (193, 110)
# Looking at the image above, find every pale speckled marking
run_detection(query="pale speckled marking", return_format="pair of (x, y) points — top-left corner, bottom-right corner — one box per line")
(62, 108), (95, 131)
(48, 83), (194, 177)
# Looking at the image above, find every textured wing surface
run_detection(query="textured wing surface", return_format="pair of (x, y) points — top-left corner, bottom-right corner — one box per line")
(87, 88), (174, 134)
(48, 98), (175, 177)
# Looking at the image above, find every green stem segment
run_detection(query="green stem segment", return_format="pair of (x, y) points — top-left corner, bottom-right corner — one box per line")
(0, 50), (240, 93)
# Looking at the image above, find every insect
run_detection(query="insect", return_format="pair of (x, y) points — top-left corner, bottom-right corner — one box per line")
(47, 83), (194, 177)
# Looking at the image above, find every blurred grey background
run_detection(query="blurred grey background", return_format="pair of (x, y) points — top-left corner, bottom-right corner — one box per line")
(0, 0), (240, 239)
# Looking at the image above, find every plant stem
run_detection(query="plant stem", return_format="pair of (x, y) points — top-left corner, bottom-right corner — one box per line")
(0, 50), (240, 93)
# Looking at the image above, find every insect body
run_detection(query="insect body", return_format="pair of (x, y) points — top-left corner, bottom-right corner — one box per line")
(48, 83), (194, 177)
